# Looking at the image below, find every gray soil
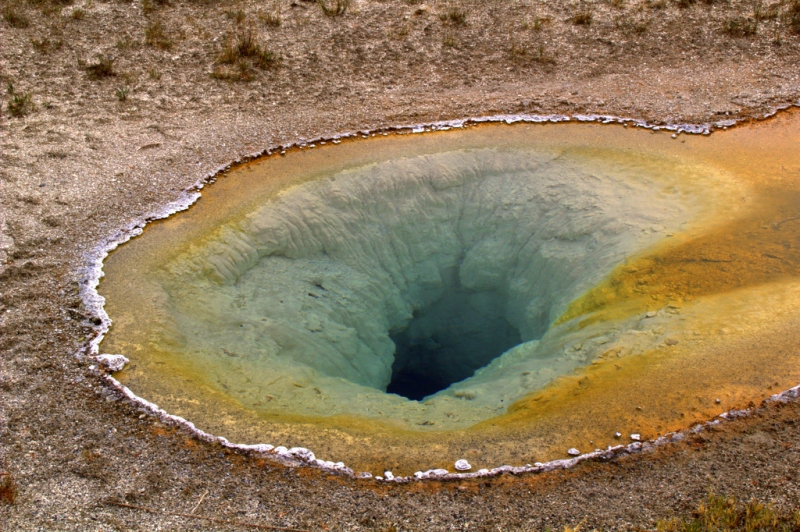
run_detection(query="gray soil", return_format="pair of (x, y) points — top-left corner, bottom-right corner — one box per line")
(1, 0), (800, 529)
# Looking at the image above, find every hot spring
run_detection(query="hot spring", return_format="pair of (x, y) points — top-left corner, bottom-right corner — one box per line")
(97, 113), (800, 475)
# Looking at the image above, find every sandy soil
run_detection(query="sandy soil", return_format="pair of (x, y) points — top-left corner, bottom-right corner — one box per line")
(2, 0), (800, 529)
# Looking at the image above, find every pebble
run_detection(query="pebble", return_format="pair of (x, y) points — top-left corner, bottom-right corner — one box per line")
(715, 398), (721, 404)
(630, 434), (641, 441)
(614, 432), (622, 438)
(567, 448), (581, 456)
(383, 471), (394, 481)
(645, 311), (658, 318)
(454, 459), (472, 471)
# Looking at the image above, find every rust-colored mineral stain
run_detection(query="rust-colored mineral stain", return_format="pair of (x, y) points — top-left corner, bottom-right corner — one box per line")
(99, 110), (800, 475)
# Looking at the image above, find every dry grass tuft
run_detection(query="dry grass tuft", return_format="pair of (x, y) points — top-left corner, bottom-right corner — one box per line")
(3, 4), (31, 27)
(32, 36), (63, 53)
(142, 0), (169, 15)
(319, 0), (348, 17)
(786, 0), (800, 33)
(212, 27), (280, 82)
(723, 17), (758, 37)
(224, 8), (245, 24)
(83, 54), (116, 80)
(571, 2), (593, 25)
(145, 19), (172, 49)
(0, 471), (18, 504)
(257, 0), (282, 26)
(6, 83), (35, 117)
(440, 5), (467, 25)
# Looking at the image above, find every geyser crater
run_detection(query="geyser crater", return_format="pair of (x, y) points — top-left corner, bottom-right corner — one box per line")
(96, 117), (800, 474)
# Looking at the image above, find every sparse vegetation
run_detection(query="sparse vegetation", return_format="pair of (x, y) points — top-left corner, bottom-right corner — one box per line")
(116, 36), (134, 50)
(83, 54), (116, 80)
(71, 6), (85, 19)
(258, 2), (281, 27)
(440, 5), (467, 25)
(213, 27), (280, 82)
(510, 35), (556, 66)
(657, 493), (800, 532)
(142, 0), (169, 15)
(524, 16), (551, 31)
(319, 0), (348, 17)
(572, 10), (593, 24)
(0, 470), (17, 505)
(148, 66), (161, 80)
(145, 19), (172, 49)
(115, 86), (129, 101)
(723, 17), (758, 37)
(442, 27), (456, 46)
(7, 84), (35, 117)
(224, 8), (246, 24)
(32, 36), (63, 53)
(572, 2), (593, 25)
(786, 0), (800, 33)
(3, 4), (31, 27)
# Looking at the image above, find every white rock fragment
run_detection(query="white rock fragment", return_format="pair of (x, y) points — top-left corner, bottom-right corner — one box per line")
(384, 471), (394, 481)
(630, 433), (641, 441)
(614, 432), (622, 438)
(567, 448), (581, 456)
(454, 459), (472, 471)
(96, 354), (129, 372)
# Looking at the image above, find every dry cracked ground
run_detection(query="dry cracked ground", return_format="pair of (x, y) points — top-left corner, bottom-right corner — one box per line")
(2, 0), (800, 529)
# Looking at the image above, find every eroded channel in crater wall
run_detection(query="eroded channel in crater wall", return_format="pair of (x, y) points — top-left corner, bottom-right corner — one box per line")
(97, 114), (800, 475)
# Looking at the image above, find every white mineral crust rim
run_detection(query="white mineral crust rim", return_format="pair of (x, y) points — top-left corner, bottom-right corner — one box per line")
(78, 111), (800, 482)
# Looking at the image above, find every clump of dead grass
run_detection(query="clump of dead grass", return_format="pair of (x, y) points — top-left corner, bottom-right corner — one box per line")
(32, 35), (63, 53)
(224, 7), (245, 24)
(723, 16), (758, 37)
(142, 0), (169, 15)
(212, 27), (280, 82)
(83, 54), (116, 80)
(319, 0), (348, 17)
(6, 84), (35, 117)
(786, 0), (800, 33)
(258, 0), (281, 26)
(3, 3), (30, 27)
(440, 5), (467, 25)
(145, 19), (172, 49)
(571, 2), (593, 25)
(0, 470), (18, 504)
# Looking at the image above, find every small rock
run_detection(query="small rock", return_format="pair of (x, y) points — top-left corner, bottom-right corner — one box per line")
(630, 434), (641, 441)
(567, 448), (581, 456)
(715, 398), (721, 404)
(384, 471), (394, 481)
(96, 354), (129, 372)
(671, 134), (677, 139)
(614, 432), (622, 438)
(454, 459), (472, 471)
(645, 311), (658, 318)
(665, 339), (679, 346)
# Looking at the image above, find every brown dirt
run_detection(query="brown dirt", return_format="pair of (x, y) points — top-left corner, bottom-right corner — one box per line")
(1, 0), (800, 529)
